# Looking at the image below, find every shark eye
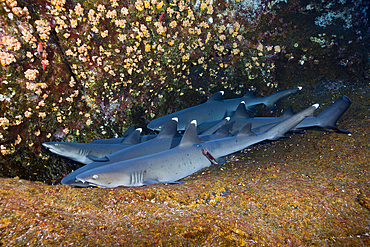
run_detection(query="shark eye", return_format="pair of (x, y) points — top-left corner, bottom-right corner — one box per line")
(92, 174), (99, 180)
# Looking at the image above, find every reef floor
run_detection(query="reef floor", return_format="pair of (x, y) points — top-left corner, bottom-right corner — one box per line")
(1, 83), (369, 246)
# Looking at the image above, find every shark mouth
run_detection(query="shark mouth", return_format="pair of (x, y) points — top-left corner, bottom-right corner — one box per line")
(200, 147), (218, 164)
(75, 178), (95, 186)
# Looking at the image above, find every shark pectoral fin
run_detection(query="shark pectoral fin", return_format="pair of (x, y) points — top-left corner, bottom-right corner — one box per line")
(143, 180), (160, 185)
(162, 181), (182, 184)
(144, 180), (182, 185)
(86, 155), (110, 162)
(336, 128), (352, 134)
(217, 156), (227, 164)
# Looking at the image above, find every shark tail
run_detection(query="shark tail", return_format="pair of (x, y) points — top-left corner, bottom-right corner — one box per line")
(263, 87), (302, 111)
(315, 95), (351, 133)
(266, 103), (318, 140)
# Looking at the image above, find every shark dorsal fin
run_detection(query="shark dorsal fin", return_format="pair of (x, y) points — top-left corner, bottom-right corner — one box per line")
(213, 124), (231, 138)
(179, 120), (204, 147)
(157, 118), (179, 138)
(206, 91), (224, 102)
(236, 123), (255, 137)
(122, 125), (136, 138)
(200, 117), (229, 135)
(232, 101), (253, 119)
(281, 106), (295, 118)
(121, 128), (142, 144)
(242, 91), (255, 99)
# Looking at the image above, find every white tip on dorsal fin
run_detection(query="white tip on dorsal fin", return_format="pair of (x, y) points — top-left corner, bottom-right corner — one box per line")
(207, 91), (224, 102)
(313, 103), (319, 109)
(121, 128), (141, 144)
(172, 117), (178, 122)
(243, 91), (255, 99)
(179, 121), (203, 147)
(157, 118), (179, 138)
(122, 125), (136, 138)
(225, 117), (230, 121)
(298, 86), (302, 90)
(232, 102), (252, 119)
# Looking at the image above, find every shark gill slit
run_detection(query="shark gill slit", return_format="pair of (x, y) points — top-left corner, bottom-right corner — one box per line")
(79, 149), (89, 156)
(130, 171), (144, 185)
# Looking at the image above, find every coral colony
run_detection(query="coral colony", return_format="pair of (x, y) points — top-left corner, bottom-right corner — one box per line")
(0, 0), (366, 181)
(1, 0), (281, 156)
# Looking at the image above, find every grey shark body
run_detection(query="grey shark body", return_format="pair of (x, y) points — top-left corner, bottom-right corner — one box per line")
(237, 95), (351, 134)
(61, 119), (231, 187)
(89, 126), (157, 144)
(147, 87), (302, 131)
(199, 95), (351, 135)
(42, 128), (142, 164)
(76, 103), (318, 188)
(89, 126), (136, 144)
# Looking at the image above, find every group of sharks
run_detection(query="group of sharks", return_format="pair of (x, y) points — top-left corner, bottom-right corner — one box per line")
(42, 87), (352, 188)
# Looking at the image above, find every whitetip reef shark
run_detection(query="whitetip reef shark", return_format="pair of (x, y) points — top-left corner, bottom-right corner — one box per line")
(198, 95), (351, 135)
(75, 103), (318, 188)
(235, 95), (351, 134)
(147, 87), (302, 131)
(61, 118), (232, 187)
(89, 126), (157, 144)
(42, 128), (142, 164)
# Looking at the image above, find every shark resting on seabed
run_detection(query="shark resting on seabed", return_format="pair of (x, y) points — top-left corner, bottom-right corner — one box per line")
(147, 87), (302, 131)
(75, 103), (319, 188)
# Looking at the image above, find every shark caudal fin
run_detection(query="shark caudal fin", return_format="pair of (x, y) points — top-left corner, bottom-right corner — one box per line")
(315, 95), (351, 133)
(121, 128), (142, 144)
(263, 87), (302, 111)
(266, 103), (318, 140)
(156, 117), (181, 138)
(179, 120), (204, 147)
